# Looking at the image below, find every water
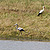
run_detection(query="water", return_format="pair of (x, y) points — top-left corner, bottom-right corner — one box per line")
(0, 40), (50, 50)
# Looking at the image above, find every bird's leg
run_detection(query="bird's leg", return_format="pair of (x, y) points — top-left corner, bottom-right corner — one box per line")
(41, 15), (42, 17)
(20, 31), (22, 35)
(18, 32), (20, 36)
(21, 31), (22, 35)
(18, 31), (20, 36)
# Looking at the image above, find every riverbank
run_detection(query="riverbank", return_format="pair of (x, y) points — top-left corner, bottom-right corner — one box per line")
(0, 0), (50, 41)
(0, 35), (50, 42)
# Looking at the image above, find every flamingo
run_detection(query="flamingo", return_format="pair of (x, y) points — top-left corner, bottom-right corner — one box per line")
(37, 6), (45, 16)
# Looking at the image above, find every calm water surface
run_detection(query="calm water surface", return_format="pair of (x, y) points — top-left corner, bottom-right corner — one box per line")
(0, 40), (50, 50)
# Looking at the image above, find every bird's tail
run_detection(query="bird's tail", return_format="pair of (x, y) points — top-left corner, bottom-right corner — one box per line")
(37, 13), (41, 16)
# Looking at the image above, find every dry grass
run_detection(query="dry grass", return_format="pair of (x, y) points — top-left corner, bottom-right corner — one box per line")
(0, 0), (50, 41)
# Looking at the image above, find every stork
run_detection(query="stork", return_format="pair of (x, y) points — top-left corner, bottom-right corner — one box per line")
(14, 23), (25, 35)
(37, 6), (45, 16)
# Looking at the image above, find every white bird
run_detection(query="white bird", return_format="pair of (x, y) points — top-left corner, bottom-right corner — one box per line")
(37, 6), (45, 16)
(14, 23), (25, 35)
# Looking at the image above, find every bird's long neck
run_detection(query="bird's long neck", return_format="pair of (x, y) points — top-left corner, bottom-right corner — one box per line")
(16, 25), (18, 29)
(43, 7), (44, 10)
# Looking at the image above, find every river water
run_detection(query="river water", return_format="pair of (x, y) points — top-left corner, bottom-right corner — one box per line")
(0, 40), (50, 50)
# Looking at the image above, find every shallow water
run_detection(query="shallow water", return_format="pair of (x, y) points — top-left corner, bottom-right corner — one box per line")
(0, 40), (50, 50)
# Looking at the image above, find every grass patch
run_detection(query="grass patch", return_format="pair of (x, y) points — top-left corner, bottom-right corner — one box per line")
(0, 0), (50, 41)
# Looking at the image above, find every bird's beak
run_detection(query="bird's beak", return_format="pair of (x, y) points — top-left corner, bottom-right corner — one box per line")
(44, 7), (45, 8)
(13, 22), (18, 26)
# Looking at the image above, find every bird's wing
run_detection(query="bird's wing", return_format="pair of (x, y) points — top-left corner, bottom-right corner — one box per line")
(18, 27), (23, 30)
(39, 10), (44, 13)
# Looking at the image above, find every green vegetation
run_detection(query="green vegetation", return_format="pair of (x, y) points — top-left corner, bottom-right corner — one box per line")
(0, 0), (50, 41)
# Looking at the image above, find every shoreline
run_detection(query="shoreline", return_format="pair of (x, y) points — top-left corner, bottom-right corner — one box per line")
(0, 37), (50, 42)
